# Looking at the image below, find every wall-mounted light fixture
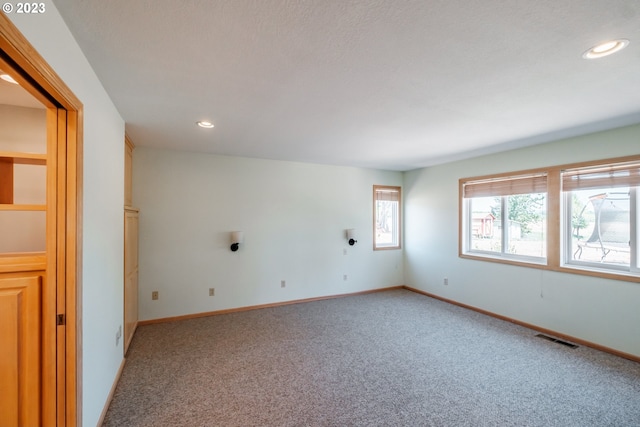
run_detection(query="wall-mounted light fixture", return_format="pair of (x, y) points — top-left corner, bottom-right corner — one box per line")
(346, 229), (357, 246)
(230, 231), (244, 252)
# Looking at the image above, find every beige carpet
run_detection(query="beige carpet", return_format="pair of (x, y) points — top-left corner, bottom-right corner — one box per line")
(103, 289), (640, 426)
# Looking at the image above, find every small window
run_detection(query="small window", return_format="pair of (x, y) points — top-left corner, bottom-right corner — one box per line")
(562, 160), (639, 274)
(374, 186), (401, 250)
(462, 172), (547, 264)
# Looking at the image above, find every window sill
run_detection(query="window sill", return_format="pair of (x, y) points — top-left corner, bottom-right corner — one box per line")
(459, 253), (640, 283)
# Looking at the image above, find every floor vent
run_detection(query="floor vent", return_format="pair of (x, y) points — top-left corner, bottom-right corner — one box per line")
(536, 334), (579, 349)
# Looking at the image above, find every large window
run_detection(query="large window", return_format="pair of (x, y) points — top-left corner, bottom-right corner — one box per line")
(374, 186), (401, 250)
(459, 156), (640, 282)
(562, 160), (639, 274)
(462, 173), (547, 263)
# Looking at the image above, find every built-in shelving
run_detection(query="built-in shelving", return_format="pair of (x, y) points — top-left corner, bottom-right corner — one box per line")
(0, 151), (46, 209)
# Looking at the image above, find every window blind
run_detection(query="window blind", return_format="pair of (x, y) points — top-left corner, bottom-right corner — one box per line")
(375, 187), (400, 201)
(562, 161), (640, 191)
(463, 173), (547, 198)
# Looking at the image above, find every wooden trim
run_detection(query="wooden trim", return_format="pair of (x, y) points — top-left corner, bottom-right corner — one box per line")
(124, 134), (135, 150)
(43, 106), (58, 426)
(0, 252), (46, 273)
(139, 287), (404, 326)
(373, 185), (402, 251)
(0, 49), (56, 109)
(70, 109), (83, 427)
(0, 15), (81, 110)
(553, 264), (640, 283)
(1, 13), (82, 426)
(0, 204), (47, 211)
(457, 253), (640, 283)
(546, 168), (561, 269)
(458, 179), (464, 258)
(0, 157), (12, 203)
(403, 286), (640, 364)
(55, 108), (68, 427)
(95, 358), (125, 427)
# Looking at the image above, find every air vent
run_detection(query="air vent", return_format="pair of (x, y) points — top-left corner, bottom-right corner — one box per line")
(536, 334), (578, 349)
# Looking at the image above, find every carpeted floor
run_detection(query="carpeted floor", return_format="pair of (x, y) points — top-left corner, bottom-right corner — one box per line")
(103, 289), (640, 426)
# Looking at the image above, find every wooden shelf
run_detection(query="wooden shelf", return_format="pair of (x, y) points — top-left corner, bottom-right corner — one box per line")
(0, 151), (47, 165)
(0, 204), (46, 211)
(0, 151), (47, 204)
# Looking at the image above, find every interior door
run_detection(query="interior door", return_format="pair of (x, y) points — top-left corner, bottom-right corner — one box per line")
(2, 13), (82, 425)
(0, 59), (56, 426)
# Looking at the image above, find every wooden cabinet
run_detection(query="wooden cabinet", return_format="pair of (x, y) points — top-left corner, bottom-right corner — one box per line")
(124, 136), (134, 207)
(123, 135), (139, 354)
(124, 208), (139, 353)
(0, 270), (44, 427)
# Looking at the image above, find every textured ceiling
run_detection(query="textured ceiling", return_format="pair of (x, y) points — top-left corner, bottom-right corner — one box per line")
(52, 0), (640, 171)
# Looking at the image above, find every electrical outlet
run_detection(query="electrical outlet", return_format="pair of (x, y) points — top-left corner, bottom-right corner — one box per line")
(209, 288), (215, 296)
(343, 274), (348, 281)
(281, 280), (286, 288)
(444, 277), (449, 286)
(152, 291), (159, 300)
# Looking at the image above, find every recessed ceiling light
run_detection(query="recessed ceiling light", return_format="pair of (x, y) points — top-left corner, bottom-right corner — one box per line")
(196, 120), (214, 129)
(0, 73), (18, 84)
(582, 39), (629, 59)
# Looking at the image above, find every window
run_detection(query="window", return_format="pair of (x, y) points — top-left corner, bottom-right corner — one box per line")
(562, 160), (639, 274)
(462, 172), (547, 263)
(459, 155), (640, 282)
(374, 186), (401, 250)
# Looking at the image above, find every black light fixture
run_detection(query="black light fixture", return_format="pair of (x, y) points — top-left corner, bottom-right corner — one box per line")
(347, 229), (357, 246)
(230, 231), (243, 252)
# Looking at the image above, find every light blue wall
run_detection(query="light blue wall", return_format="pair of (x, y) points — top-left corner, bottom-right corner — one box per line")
(404, 124), (640, 357)
(9, 3), (126, 426)
(134, 148), (404, 321)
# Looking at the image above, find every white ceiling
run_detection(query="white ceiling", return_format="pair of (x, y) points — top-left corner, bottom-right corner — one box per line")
(52, 0), (640, 171)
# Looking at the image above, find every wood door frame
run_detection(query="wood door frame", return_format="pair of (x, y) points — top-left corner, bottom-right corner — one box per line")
(1, 14), (82, 426)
